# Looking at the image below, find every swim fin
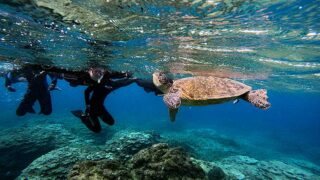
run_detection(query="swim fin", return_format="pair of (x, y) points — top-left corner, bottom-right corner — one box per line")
(71, 110), (85, 119)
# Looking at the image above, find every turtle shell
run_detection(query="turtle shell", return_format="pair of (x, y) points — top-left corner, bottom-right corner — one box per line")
(172, 76), (252, 101)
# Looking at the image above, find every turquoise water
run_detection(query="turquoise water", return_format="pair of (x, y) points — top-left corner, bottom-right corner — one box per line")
(0, 0), (320, 179)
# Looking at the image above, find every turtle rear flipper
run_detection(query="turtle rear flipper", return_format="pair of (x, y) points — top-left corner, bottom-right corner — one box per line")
(169, 108), (178, 122)
(242, 89), (271, 109)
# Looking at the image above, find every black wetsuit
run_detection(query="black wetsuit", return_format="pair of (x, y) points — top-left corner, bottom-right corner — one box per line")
(16, 67), (53, 116)
(82, 74), (135, 133)
(135, 78), (163, 95)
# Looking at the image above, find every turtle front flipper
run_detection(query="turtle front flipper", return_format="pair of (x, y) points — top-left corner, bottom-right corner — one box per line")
(163, 91), (181, 122)
(169, 108), (178, 122)
(242, 89), (271, 109)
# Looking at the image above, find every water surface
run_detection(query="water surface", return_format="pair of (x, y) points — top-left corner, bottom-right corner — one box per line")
(0, 0), (319, 179)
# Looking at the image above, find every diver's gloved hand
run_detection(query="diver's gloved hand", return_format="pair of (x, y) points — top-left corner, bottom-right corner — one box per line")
(48, 84), (56, 91)
(7, 86), (16, 92)
(125, 71), (133, 78)
(48, 84), (62, 91)
(125, 71), (138, 81)
(105, 85), (113, 90)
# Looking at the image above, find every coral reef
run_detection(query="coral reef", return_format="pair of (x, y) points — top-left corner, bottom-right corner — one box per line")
(162, 129), (242, 161)
(19, 131), (160, 179)
(68, 160), (130, 180)
(13, 127), (320, 180)
(68, 143), (206, 180)
(128, 143), (205, 179)
(217, 155), (320, 180)
(19, 146), (114, 180)
(191, 158), (227, 180)
(105, 131), (160, 160)
(0, 123), (78, 179)
(288, 158), (320, 175)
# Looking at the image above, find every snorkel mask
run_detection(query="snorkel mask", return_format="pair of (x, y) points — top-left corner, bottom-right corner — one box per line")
(89, 68), (105, 83)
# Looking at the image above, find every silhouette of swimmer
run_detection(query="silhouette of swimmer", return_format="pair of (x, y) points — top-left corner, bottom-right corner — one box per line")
(72, 67), (135, 133)
(8, 65), (59, 116)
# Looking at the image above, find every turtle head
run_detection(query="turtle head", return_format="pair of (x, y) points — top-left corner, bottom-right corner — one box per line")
(152, 72), (173, 93)
(244, 89), (271, 110)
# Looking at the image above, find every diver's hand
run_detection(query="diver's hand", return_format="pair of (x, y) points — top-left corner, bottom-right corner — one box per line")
(48, 84), (56, 91)
(48, 84), (62, 91)
(125, 71), (133, 78)
(53, 87), (62, 91)
(7, 86), (16, 92)
(105, 85), (113, 90)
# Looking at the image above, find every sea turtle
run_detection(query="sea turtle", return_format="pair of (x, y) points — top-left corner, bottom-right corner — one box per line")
(152, 72), (271, 121)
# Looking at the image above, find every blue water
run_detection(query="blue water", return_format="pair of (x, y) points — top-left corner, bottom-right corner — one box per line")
(0, 0), (320, 179)
(1, 78), (319, 162)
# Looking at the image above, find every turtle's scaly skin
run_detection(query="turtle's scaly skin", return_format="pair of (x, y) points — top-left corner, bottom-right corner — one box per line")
(171, 76), (251, 105)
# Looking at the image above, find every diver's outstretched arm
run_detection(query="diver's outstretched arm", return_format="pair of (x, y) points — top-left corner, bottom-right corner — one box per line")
(135, 78), (163, 95)
(105, 70), (132, 79)
(108, 78), (136, 90)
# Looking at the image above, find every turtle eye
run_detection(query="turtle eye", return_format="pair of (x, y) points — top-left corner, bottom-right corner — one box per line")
(159, 76), (167, 84)
(158, 72), (164, 77)
(170, 88), (178, 93)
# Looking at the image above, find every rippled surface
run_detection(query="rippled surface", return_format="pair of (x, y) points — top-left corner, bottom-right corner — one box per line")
(0, 0), (319, 92)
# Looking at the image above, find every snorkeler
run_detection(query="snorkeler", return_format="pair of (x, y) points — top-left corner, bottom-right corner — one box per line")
(72, 67), (135, 133)
(12, 64), (58, 116)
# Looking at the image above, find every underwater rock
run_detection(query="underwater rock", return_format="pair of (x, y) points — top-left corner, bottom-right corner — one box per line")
(0, 123), (78, 179)
(105, 131), (160, 160)
(68, 143), (206, 180)
(191, 158), (227, 180)
(207, 166), (227, 180)
(68, 160), (130, 180)
(217, 155), (320, 180)
(129, 143), (205, 179)
(19, 131), (159, 179)
(19, 146), (115, 180)
(288, 159), (320, 175)
(162, 129), (242, 161)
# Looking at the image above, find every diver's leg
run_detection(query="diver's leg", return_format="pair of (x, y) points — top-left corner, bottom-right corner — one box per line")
(99, 107), (115, 126)
(16, 90), (36, 116)
(81, 114), (102, 133)
(38, 90), (52, 115)
(71, 110), (102, 133)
